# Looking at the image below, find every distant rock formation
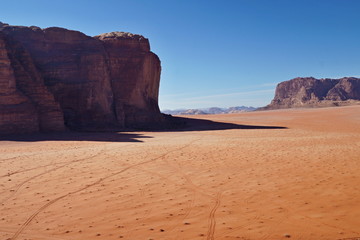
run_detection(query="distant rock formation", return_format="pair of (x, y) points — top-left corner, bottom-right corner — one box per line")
(162, 106), (256, 115)
(0, 22), (163, 135)
(263, 77), (360, 109)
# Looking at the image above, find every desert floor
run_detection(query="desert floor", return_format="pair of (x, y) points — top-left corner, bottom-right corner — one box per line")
(1, 105), (360, 240)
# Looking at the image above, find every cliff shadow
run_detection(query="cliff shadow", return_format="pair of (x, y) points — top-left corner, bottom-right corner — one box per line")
(0, 117), (287, 142)
(142, 115), (288, 132)
(0, 131), (153, 143)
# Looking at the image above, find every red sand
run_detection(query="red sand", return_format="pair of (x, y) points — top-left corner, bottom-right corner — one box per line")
(1, 105), (360, 240)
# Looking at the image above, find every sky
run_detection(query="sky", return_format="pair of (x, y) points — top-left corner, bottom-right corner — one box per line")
(1, 0), (360, 110)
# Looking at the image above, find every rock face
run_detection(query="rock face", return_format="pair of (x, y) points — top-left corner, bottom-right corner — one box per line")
(264, 77), (360, 109)
(0, 22), (163, 134)
(95, 32), (161, 127)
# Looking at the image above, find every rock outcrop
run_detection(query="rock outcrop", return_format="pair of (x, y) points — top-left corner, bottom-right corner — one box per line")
(263, 77), (360, 109)
(95, 32), (161, 128)
(0, 22), (163, 134)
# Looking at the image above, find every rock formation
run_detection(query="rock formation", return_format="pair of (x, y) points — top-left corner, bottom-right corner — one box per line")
(0, 22), (163, 134)
(263, 77), (360, 109)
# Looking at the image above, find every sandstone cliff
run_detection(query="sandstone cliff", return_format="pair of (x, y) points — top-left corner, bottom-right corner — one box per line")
(0, 22), (163, 134)
(264, 77), (360, 109)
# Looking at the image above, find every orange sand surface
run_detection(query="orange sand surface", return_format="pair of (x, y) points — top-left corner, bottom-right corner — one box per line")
(1, 105), (360, 240)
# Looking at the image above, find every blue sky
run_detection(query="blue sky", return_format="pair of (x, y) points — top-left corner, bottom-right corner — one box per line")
(1, 0), (360, 109)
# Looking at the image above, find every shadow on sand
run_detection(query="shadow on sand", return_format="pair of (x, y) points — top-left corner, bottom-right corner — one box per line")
(166, 116), (287, 131)
(0, 132), (153, 143)
(0, 116), (287, 142)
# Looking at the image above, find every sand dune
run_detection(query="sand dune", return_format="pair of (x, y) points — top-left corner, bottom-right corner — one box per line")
(1, 105), (360, 240)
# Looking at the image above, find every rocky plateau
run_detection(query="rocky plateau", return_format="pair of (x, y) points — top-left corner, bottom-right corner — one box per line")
(263, 77), (360, 109)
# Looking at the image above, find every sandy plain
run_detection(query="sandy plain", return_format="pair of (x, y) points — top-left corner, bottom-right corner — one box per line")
(1, 105), (360, 240)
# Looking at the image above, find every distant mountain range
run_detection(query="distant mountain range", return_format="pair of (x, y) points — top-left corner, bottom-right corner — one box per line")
(162, 106), (257, 115)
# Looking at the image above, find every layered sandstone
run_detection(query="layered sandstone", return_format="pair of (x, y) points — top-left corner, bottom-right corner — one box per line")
(0, 22), (163, 134)
(264, 77), (360, 109)
(95, 32), (162, 128)
(0, 32), (39, 134)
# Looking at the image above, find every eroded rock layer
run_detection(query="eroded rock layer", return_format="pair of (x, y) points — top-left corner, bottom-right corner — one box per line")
(0, 22), (163, 134)
(264, 77), (360, 109)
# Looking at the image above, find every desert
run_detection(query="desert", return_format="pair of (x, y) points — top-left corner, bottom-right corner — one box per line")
(2, 2), (360, 240)
(1, 105), (360, 240)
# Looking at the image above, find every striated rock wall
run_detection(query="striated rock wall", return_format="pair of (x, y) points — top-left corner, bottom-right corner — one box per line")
(264, 77), (360, 109)
(3, 31), (66, 132)
(0, 32), (39, 134)
(95, 32), (162, 128)
(0, 22), (163, 134)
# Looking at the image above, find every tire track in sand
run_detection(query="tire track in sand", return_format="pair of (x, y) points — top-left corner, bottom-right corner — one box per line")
(124, 137), (204, 237)
(9, 141), (198, 240)
(0, 145), (105, 164)
(206, 192), (222, 240)
(1, 143), (138, 203)
(0, 148), (107, 205)
(215, 191), (263, 239)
